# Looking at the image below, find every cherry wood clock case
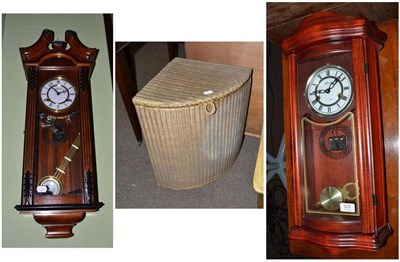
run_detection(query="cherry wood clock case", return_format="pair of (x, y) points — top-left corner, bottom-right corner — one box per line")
(15, 29), (103, 238)
(281, 12), (392, 256)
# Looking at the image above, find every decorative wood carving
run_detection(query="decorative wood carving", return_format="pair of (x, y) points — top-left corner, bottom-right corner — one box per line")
(22, 171), (34, 205)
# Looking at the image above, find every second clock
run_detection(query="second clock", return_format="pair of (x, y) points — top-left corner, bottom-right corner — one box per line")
(281, 11), (392, 256)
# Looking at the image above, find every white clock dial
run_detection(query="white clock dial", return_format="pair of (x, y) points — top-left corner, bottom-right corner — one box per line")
(40, 77), (76, 111)
(305, 65), (353, 117)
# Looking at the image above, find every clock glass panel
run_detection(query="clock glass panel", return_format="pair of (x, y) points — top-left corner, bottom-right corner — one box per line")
(301, 112), (360, 216)
(35, 75), (83, 200)
(297, 51), (361, 218)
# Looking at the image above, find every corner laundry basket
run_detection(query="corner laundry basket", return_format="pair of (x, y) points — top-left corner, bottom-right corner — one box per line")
(132, 58), (252, 190)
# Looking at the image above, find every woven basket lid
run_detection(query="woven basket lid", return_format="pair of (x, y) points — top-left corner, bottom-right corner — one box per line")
(132, 58), (252, 108)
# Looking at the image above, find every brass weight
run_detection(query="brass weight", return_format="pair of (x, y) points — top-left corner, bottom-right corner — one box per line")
(319, 183), (359, 211)
(320, 186), (343, 211)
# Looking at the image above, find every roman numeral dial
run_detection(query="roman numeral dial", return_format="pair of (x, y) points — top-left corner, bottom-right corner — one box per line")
(305, 65), (353, 117)
(40, 77), (76, 112)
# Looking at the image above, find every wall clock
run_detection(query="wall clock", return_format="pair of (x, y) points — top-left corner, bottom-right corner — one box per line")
(15, 29), (104, 238)
(280, 12), (392, 256)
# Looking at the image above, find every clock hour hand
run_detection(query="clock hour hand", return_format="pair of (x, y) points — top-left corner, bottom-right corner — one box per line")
(310, 89), (326, 95)
(310, 77), (340, 96)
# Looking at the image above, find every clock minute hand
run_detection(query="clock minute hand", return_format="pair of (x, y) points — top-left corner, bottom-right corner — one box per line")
(50, 87), (61, 95)
(325, 78), (339, 93)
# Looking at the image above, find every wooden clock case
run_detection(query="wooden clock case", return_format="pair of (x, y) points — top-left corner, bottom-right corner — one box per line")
(281, 12), (392, 256)
(15, 29), (103, 238)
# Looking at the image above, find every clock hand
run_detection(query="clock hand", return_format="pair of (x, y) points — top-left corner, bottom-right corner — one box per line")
(58, 88), (68, 94)
(50, 87), (62, 96)
(311, 89), (326, 95)
(56, 89), (67, 95)
(52, 87), (68, 96)
(325, 78), (339, 93)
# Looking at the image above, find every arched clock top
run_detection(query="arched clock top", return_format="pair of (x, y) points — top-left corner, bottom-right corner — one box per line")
(64, 30), (98, 62)
(19, 29), (54, 62)
(281, 11), (387, 57)
(20, 29), (98, 81)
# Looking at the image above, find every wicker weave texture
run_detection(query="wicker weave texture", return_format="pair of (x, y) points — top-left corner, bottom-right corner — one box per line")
(133, 58), (252, 190)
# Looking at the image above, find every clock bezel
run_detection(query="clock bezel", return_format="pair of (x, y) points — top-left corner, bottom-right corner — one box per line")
(304, 64), (354, 118)
(39, 76), (77, 113)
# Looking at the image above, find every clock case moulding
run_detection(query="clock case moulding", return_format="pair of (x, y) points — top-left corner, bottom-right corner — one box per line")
(15, 29), (104, 238)
(280, 11), (392, 256)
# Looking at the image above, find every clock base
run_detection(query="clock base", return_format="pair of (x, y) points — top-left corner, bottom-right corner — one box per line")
(16, 203), (103, 238)
(33, 212), (86, 238)
(289, 224), (393, 257)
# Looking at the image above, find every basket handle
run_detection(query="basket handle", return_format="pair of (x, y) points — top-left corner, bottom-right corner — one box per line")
(204, 101), (217, 115)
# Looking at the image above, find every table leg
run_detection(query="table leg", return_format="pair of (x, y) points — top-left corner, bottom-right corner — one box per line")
(116, 45), (143, 144)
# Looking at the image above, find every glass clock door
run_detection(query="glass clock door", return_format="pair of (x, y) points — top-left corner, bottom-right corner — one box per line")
(301, 112), (360, 216)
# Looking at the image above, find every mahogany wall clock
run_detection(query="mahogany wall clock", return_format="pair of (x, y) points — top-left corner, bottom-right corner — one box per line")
(281, 12), (392, 256)
(15, 29), (103, 238)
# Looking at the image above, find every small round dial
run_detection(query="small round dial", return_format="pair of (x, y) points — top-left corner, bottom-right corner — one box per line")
(305, 65), (353, 117)
(40, 77), (76, 112)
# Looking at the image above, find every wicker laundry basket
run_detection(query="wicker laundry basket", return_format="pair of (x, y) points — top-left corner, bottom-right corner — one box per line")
(132, 58), (252, 190)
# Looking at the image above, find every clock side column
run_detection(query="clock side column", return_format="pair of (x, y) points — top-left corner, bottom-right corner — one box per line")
(351, 38), (379, 234)
(283, 54), (303, 229)
(365, 38), (392, 235)
(78, 67), (99, 205)
(20, 67), (39, 206)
